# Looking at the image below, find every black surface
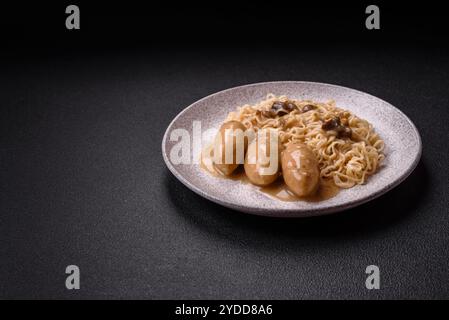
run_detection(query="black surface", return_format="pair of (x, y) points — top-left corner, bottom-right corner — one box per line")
(2, 46), (449, 299)
(1, 2), (449, 299)
(2, 1), (449, 49)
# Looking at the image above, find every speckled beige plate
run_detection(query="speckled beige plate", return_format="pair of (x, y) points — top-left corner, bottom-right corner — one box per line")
(162, 81), (421, 217)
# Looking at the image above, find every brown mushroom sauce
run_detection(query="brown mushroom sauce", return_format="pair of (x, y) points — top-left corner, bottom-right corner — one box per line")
(259, 101), (352, 139)
(321, 116), (352, 139)
(260, 100), (317, 118)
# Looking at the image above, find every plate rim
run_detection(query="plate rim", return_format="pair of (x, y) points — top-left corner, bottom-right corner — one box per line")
(161, 81), (422, 217)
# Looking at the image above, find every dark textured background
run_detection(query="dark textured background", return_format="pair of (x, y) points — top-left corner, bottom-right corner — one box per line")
(1, 1), (449, 299)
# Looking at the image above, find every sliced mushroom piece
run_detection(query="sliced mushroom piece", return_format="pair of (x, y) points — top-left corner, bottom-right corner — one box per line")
(284, 101), (299, 112)
(270, 101), (298, 117)
(302, 104), (317, 113)
(322, 117), (341, 130)
(322, 116), (352, 139)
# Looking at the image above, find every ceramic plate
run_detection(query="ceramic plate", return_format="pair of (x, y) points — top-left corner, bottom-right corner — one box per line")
(162, 81), (421, 217)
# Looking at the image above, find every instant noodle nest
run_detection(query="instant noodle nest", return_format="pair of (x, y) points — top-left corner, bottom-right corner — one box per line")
(225, 94), (385, 188)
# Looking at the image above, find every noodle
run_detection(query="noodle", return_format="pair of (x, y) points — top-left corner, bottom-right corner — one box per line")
(225, 94), (385, 188)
